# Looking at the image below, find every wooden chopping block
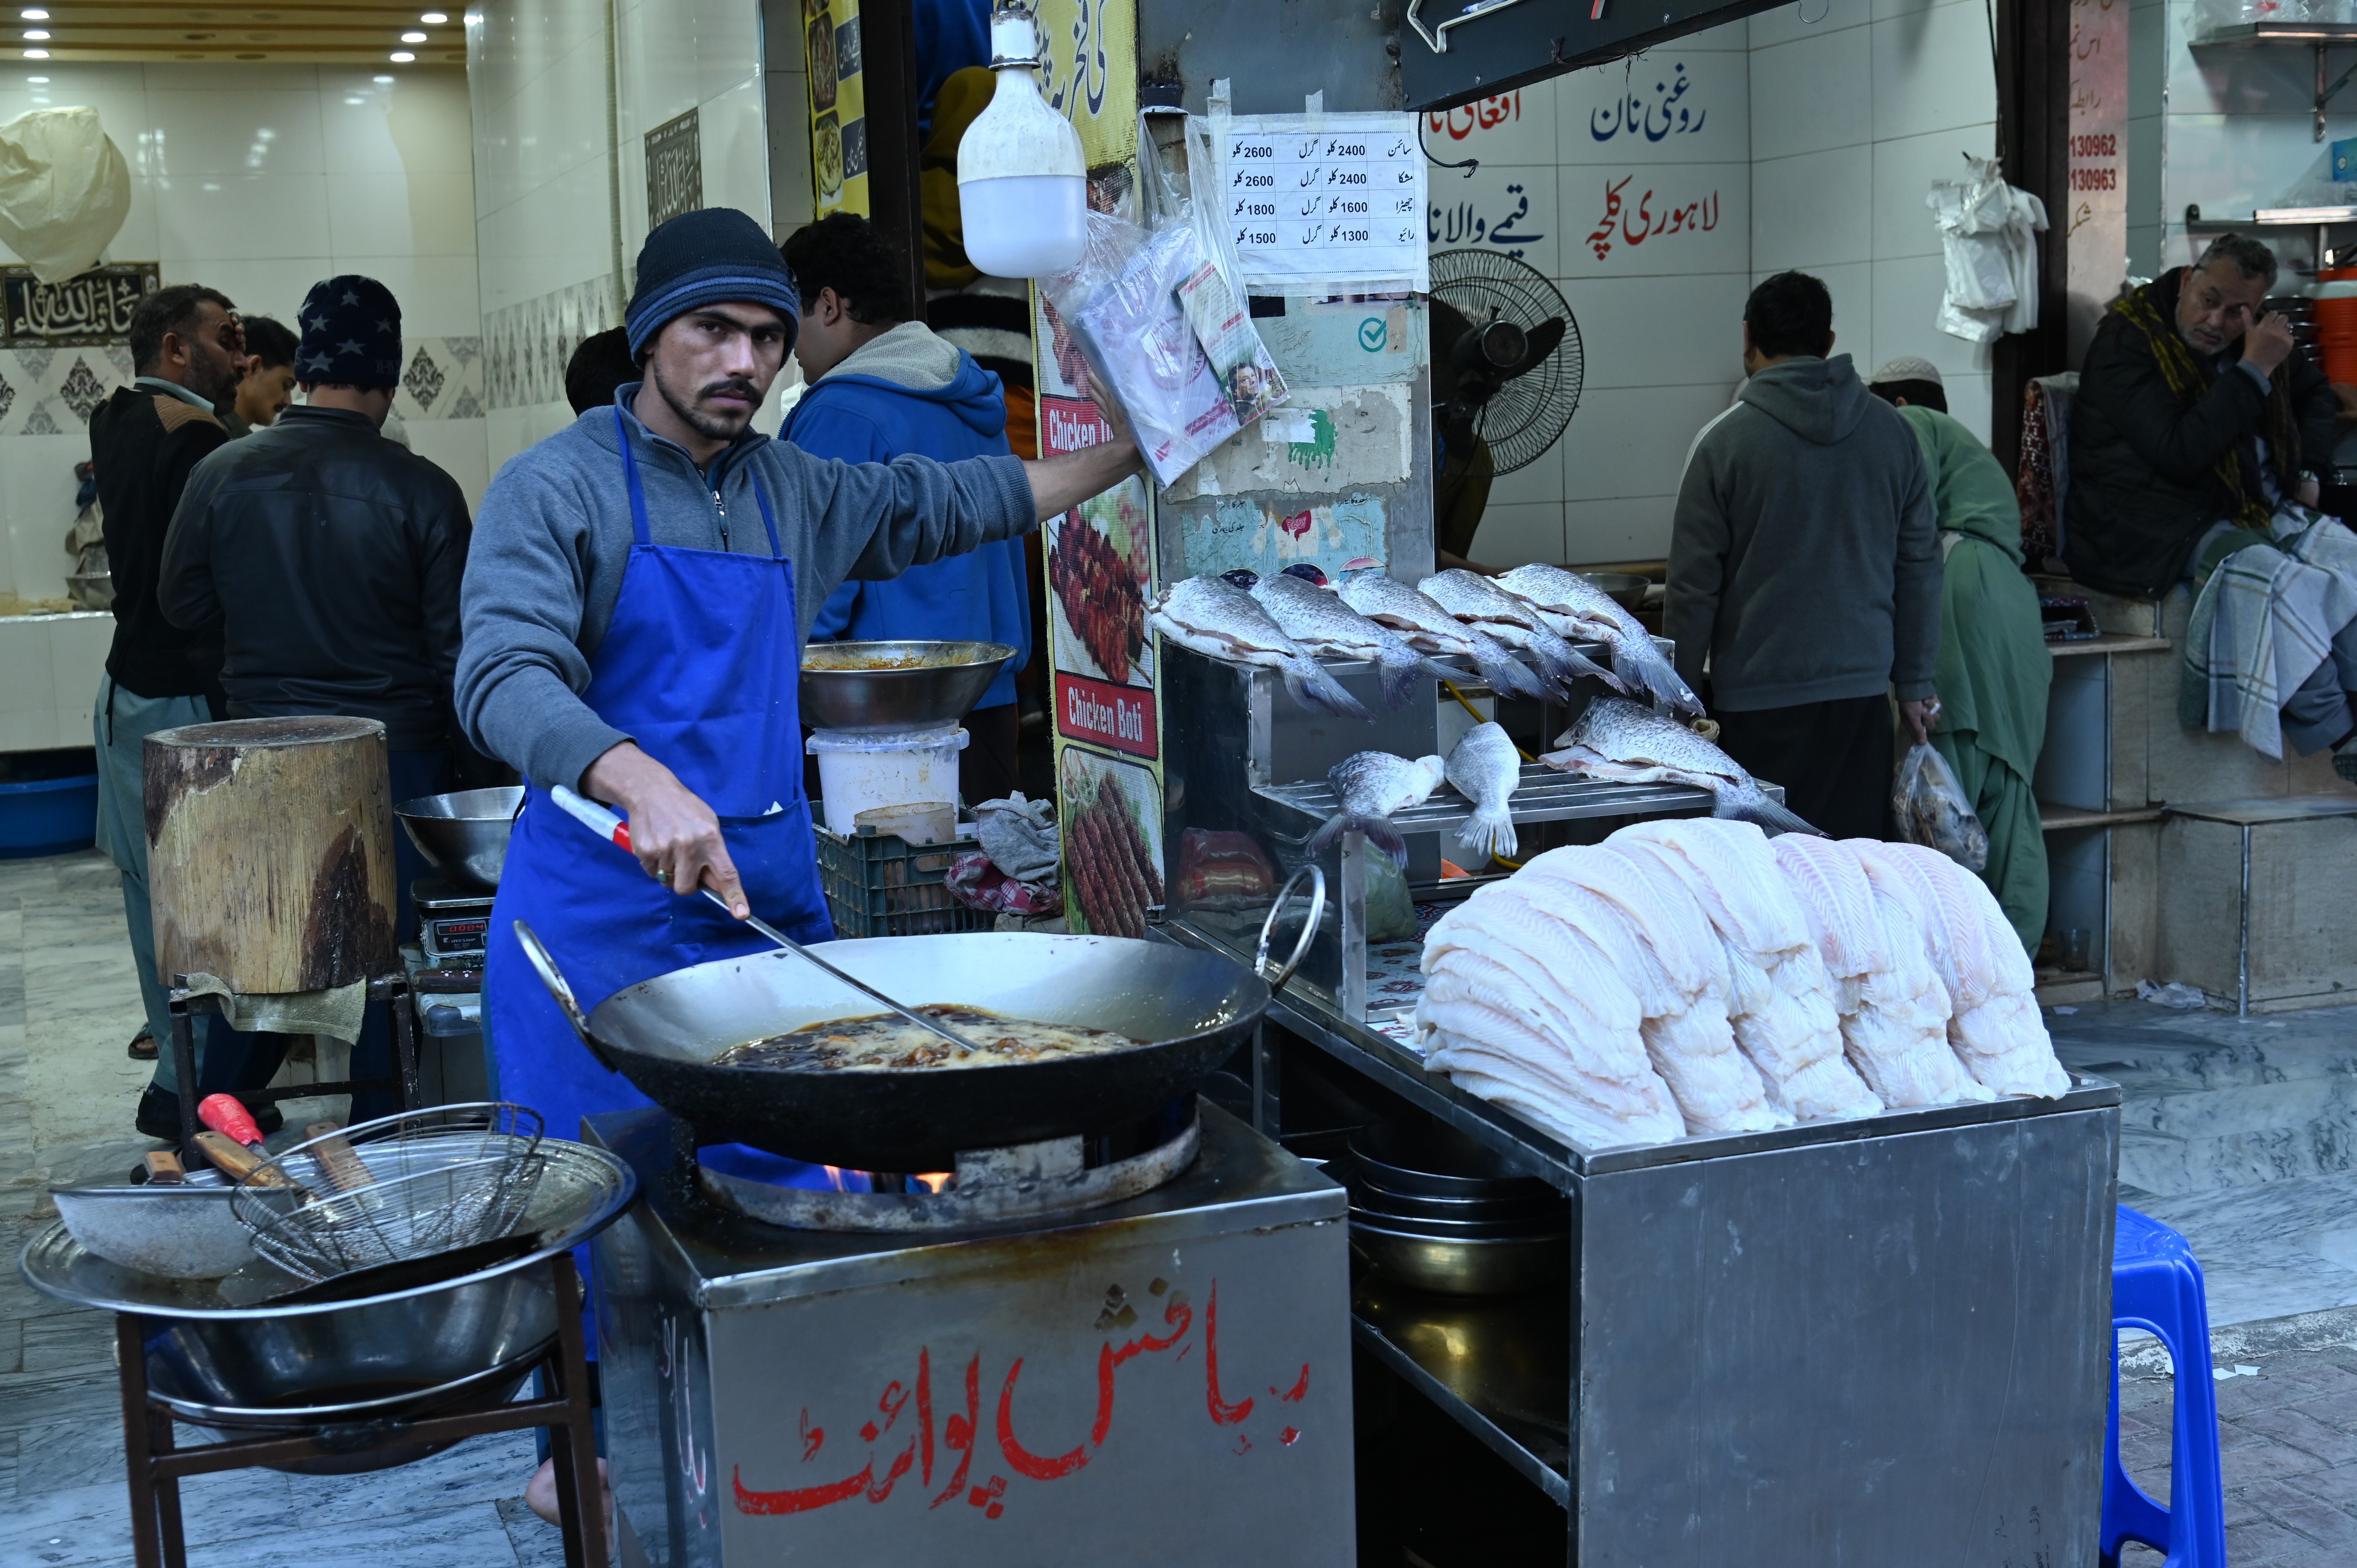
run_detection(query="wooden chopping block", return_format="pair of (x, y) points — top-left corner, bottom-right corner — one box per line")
(145, 716), (398, 993)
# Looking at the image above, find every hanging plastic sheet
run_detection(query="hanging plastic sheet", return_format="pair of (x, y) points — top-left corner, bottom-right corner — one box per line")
(0, 107), (131, 283)
(1927, 154), (2047, 345)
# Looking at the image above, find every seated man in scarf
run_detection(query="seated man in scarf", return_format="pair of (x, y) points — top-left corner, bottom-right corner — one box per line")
(2070, 233), (2357, 773)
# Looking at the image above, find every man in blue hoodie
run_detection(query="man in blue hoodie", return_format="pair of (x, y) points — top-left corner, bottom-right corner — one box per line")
(782, 212), (1033, 800)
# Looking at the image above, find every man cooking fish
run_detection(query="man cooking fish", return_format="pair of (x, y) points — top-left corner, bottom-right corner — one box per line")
(455, 207), (1139, 1154)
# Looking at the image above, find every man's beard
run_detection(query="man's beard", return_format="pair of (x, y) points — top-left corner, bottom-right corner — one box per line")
(187, 353), (243, 410)
(651, 358), (758, 442)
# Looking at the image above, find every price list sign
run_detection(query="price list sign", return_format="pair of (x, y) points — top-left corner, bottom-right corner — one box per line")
(1218, 115), (1427, 293)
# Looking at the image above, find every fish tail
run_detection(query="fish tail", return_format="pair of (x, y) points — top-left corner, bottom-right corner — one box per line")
(1418, 656), (1467, 686)
(1612, 640), (1704, 717)
(1713, 785), (1825, 838)
(1375, 646), (1429, 711)
(1473, 649), (1548, 701)
(1532, 635), (1620, 697)
(1455, 803), (1518, 863)
(1281, 656), (1375, 722)
(1307, 811), (1411, 867)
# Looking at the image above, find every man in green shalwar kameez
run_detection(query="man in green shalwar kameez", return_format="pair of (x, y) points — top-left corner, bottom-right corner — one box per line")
(1869, 359), (2051, 956)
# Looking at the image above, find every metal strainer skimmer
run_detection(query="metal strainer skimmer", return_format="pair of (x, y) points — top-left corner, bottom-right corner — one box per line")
(228, 1104), (548, 1282)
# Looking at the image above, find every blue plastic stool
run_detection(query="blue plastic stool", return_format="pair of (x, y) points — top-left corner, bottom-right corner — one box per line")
(2103, 1205), (2228, 1568)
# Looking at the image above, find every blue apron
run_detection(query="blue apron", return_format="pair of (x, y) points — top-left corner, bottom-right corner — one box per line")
(485, 411), (839, 1250)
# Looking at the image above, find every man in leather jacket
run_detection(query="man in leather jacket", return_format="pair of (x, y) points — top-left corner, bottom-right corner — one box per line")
(2067, 234), (2338, 596)
(158, 275), (474, 1116)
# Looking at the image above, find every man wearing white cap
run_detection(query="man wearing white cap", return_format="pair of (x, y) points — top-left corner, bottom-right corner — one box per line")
(1865, 358), (2050, 955)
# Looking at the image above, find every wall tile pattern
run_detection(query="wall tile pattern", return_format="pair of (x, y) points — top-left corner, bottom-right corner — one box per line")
(484, 278), (617, 410)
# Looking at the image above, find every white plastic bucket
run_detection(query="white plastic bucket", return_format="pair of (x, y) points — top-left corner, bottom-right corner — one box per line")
(806, 725), (969, 837)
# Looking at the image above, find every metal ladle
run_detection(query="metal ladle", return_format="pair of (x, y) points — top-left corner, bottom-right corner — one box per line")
(546, 784), (987, 1056)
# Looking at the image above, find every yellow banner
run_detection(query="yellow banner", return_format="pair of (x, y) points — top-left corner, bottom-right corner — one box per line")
(1035, 0), (1137, 173)
(807, 0), (869, 217)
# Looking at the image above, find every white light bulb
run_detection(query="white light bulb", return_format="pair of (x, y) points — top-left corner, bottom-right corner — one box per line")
(421, 11), (448, 20)
(22, 47), (46, 57)
(373, 73), (394, 83)
(389, 50), (413, 61)
(22, 28), (46, 38)
(956, 7), (1085, 279)
(19, 7), (46, 16)
(27, 72), (45, 81)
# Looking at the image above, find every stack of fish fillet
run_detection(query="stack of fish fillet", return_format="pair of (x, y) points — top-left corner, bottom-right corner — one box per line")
(1414, 820), (2070, 1148)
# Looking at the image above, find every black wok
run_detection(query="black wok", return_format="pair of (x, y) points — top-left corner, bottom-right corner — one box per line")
(516, 871), (1320, 1172)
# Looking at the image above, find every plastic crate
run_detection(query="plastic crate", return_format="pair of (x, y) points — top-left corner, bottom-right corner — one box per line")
(814, 819), (994, 938)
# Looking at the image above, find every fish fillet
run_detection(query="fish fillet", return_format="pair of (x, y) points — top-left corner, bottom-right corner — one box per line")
(1617, 821), (1883, 1121)
(1415, 886), (1687, 1145)
(1769, 835), (1991, 1107)
(1514, 846), (1787, 1134)
(1854, 841), (2072, 1098)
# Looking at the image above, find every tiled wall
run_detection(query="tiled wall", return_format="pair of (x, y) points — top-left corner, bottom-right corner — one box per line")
(0, 63), (486, 754)
(1427, 1), (1999, 571)
(470, 0), (786, 479)
(1744, 0), (2000, 442)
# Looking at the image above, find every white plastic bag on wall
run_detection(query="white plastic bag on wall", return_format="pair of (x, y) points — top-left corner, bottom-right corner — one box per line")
(0, 107), (131, 283)
(1928, 154), (2048, 344)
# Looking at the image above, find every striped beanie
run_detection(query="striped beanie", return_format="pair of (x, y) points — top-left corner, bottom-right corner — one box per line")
(624, 207), (801, 358)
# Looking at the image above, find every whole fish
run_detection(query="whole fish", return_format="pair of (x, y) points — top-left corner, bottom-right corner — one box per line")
(1419, 569), (1620, 699)
(1334, 570), (1549, 701)
(1148, 576), (1373, 721)
(1493, 564), (1703, 716)
(1541, 696), (1821, 837)
(1221, 567), (1451, 711)
(1308, 750), (1447, 867)
(1444, 720), (1521, 863)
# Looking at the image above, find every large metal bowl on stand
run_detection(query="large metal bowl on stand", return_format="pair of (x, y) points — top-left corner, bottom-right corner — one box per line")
(799, 639), (1016, 735)
(393, 785), (525, 890)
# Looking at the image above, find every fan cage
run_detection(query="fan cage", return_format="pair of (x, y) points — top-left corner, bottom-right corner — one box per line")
(1428, 249), (1585, 477)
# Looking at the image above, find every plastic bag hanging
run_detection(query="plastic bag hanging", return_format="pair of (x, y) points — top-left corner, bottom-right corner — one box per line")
(1892, 742), (1990, 871)
(0, 107), (131, 283)
(1926, 154), (2046, 345)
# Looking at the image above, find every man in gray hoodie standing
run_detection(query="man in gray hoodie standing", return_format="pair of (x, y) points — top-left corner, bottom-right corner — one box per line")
(1666, 270), (1942, 839)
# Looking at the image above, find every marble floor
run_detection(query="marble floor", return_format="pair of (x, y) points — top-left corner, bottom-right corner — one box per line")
(0, 851), (578, 1566)
(2050, 998), (2357, 1329)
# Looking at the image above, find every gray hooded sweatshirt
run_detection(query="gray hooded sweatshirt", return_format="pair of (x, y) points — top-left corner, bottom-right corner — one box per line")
(1666, 353), (1940, 712)
(455, 391), (1033, 791)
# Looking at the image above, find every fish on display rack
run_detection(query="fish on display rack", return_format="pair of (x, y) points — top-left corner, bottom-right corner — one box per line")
(1221, 566), (1450, 711)
(1334, 569), (1551, 701)
(1306, 750), (1446, 867)
(1491, 563), (1703, 716)
(1542, 696), (1820, 837)
(1444, 720), (1521, 863)
(1417, 569), (1619, 698)
(1147, 576), (1373, 721)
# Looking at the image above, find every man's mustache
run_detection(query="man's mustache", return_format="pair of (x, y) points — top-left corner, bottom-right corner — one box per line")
(698, 376), (758, 404)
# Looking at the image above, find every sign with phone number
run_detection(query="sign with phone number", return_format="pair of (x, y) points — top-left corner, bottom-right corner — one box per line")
(1218, 115), (1427, 291)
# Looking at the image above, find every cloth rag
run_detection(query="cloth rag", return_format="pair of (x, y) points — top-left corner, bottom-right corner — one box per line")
(179, 973), (369, 1043)
(2181, 507), (2357, 759)
(947, 793), (1061, 916)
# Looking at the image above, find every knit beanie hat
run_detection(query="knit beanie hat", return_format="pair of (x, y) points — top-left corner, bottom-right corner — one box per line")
(624, 207), (801, 357)
(1867, 355), (1944, 388)
(295, 275), (402, 388)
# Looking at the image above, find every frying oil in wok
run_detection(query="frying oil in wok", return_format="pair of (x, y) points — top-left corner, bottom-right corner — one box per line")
(716, 1006), (1140, 1072)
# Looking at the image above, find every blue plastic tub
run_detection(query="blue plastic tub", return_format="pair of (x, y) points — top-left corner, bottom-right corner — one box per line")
(0, 773), (99, 858)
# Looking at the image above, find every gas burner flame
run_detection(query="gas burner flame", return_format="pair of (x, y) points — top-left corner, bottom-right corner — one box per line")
(911, 1172), (953, 1194)
(817, 1164), (954, 1194)
(822, 1164), (849, 1192)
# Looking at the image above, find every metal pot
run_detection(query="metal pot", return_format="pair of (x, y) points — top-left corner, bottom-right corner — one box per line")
(51, 1171), (254, 1280)
(394, 786), (525, 890)
(800, 639), (1016, 735)
(518, 869), (1325, 1171)
(143, 1261), (556, 1474)
(1349, 1220), (1569, 1297)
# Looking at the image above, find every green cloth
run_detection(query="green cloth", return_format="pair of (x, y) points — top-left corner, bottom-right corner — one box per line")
(1896, 406), (2051, 780)
(1897, 406), (2051, 955)
(1932, 734), (2047, 957)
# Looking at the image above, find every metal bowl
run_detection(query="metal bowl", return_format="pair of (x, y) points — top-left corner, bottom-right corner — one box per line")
(143, 1261), (556, 1473)
(800, 640), (1017, 735)
(1348, 1177), (1565, 1226)
(51, 1171), (254, 1280)
(1570, 570), (1649, 613)
(1349, 1123), (1557, 1202)
(394, 786), (525, 890)
(1349, 1220), (1569, 1298)
(1350, 1205), (1566, 1241)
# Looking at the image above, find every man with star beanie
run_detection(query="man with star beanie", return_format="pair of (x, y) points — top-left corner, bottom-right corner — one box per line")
(157, 271), (481, 999)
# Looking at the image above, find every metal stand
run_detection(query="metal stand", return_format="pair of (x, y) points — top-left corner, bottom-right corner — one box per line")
(116, 1253), (606, 1568)
(166, 971), (420, 1157)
